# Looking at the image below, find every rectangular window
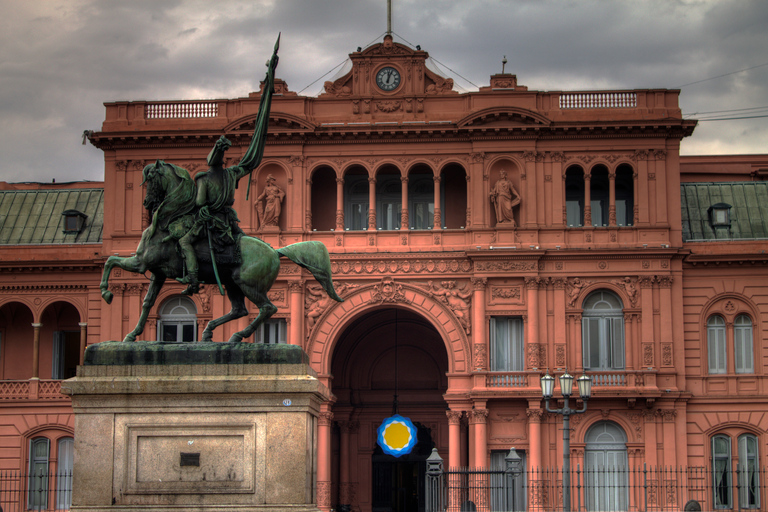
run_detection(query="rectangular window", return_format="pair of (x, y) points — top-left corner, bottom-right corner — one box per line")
(708, 321), (727, 374)
(254, 318), (287, 344)
(52, 331), (80, 379)
(377, 200), (401, 230)
(490, 317), (524, 371)
(28, 438), (50, 510)
(410, 201), (434, 230)
(739, 435), (760, 509)
(490, 450), (526, 512)
(582, 317), (625, 370)
(735, 319), (754, 374)
(713, 436), (732, 509)
(347, 201), (368, 230)
(56, 438), (74, 510)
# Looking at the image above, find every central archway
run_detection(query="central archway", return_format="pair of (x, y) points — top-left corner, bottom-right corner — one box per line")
(330, 307), (450, 512)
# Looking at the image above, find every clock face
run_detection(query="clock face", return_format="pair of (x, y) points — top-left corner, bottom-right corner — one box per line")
(376, 66), (401, 91)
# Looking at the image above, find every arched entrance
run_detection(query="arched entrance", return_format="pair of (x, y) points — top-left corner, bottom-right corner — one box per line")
(585, 421), (629, 511)
(330, 307), (449, 512)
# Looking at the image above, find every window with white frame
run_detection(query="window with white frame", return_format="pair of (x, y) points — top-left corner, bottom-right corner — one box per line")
(26, 436), (73, 511)
(739, 434), (761, 508)
(735, 315), (754, 374)
(28, 437), (50, 510)
(253, 318), (287, 344)
(490, 316), (524, 371)
(377, 175), (402, 230)
(158, 296), (197, 342)
(490, 449), (526, 511)
(582, 291), (625, 370)
(344, 175), (369, 231)
(707, 315), (727, 374)
(713, 435), (732, 509)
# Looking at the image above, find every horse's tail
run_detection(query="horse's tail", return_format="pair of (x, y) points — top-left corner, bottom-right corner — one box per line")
(277, 242), (344, 302)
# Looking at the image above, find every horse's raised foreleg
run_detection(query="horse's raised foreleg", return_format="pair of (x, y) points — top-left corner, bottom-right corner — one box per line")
(100, 255), (145, 304)
(123, 273), (166, 342)
(229, 283), (277, 343)
(201, 285), (249, 342)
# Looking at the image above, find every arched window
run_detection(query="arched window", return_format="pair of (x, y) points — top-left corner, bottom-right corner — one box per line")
(28, 437), (50, 510)
(590, 165), (609, 226)
(408, 175), (434, 230)
(585, 421), (628, 511)
(26, 435), (73, 511)
(707, 315), (727, 374)
(344, 170), (369, 231)
(158, 296), (197, 342)
(615, 164), (634, 226)
(56, 437), (74, 510)
(739, 434), (761, 508)
(713, 434), (732, 508)
(735, 315), (754, 374)
(582, 291), (625, 370)
(565, 166), (584, 227)
(376, 173), (401, 230)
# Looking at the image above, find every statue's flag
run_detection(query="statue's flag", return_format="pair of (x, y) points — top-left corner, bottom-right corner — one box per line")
(377, 415), (417, 457)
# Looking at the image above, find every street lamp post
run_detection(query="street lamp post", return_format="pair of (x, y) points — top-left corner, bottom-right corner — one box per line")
(541, 370), (592, 512)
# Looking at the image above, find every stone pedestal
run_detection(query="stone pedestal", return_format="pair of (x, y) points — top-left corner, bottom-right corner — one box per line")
(61, 342), (330, 512)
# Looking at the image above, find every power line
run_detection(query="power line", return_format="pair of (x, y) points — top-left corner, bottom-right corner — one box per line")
(695, 114), (768, 122)
(675, 61), (768, 88)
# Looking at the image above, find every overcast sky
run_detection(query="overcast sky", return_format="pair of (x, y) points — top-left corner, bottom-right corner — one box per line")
(1, 0), (766, 183)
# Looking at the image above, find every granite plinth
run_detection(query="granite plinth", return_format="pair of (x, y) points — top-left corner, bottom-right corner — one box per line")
(63, 342), (327, 512)
(84, 340), (309, 365)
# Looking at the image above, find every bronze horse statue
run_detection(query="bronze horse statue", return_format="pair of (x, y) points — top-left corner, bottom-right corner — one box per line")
(99, 160), (343, 342)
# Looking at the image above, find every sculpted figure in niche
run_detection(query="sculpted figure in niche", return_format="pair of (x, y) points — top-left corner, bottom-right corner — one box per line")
(428, 280), (472, 334)
(255, 174), (285, 228)
(490, 169), (521, 227)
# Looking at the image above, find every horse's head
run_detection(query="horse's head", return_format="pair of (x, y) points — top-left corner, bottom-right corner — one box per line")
(142, 160), (181, 215)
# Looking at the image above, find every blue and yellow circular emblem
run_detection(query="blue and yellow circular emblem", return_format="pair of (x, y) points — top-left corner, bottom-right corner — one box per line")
(377, 415), (417, 457)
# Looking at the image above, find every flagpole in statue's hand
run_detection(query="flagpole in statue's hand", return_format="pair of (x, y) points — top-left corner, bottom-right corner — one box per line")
(245, 33), (280, 200)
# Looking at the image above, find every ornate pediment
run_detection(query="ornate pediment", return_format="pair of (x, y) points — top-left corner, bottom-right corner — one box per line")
(225, 112), (317, 133)
(458, 107), (552, 128)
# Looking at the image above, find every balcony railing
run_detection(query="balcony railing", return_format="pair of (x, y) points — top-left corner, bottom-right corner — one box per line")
(559, 92), (638, 109)
(0, 380), (69, 401)
(486, 371), (637, 389)
(145, 101), (219, 119)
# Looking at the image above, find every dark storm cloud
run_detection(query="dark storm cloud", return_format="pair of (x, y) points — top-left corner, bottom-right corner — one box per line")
(0, 0), (766, 183)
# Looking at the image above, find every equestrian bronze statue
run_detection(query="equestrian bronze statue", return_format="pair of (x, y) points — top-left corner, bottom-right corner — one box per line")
(99, 35), (343, 342)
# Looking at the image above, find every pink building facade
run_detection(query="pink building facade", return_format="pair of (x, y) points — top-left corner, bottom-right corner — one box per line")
(1, 36), (768, 511)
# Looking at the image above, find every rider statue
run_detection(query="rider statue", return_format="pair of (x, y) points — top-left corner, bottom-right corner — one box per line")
(174, 38), (279, 295)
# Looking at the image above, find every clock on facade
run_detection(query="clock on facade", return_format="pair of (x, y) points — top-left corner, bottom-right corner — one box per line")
(376, 66), (401, 91)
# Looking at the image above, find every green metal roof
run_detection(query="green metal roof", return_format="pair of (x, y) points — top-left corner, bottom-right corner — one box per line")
(681, 182), (768, 241)
(0, 188), (103, 245)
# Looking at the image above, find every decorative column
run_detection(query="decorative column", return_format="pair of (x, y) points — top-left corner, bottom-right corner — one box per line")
(552, 279), (567, 370)
(525, 277), (540, 349)
(471, 278), (487, 371)
(31, 323), (42, 379)
(79, 322), (87, 366)
(608, 171), (617, 226)
(643, 410), (658, 467)
(400, 175), (409, 230)
(523, 151), (537, 228)
(469, 407), (490, 511)
(654, 150), (668, 225)
(367, 177), (377, 230)
(335, 177), (345, 231)
(288, 281), (304, 346)
(470, 408), (489, 468)
(317, 407), (334, 512)
(658, 276), (675, 379)
(639, 277), (655, 368)
(527, 407), (544, 511)
(338, 420), (352, 512)
(634, 151), (649, 226)
(446, 410), (463, 468)
(470, 152), (485, 228)
(433, 174), (442, 229)
(551, 152), (566, 227)
(305, 177), (313, 231)
(583, 172), (592, 226)
(661, 409), (677, 467)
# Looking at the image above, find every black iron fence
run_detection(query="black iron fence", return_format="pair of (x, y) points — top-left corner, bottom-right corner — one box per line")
(0, 471), (72, 512)
(426, 461), (768, 511)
